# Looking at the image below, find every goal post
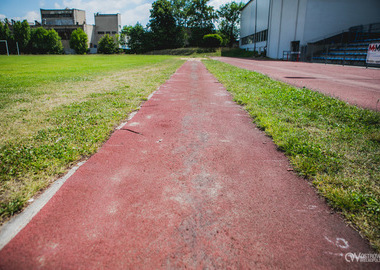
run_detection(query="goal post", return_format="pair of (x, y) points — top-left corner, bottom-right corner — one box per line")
(0, 40), (9, 56)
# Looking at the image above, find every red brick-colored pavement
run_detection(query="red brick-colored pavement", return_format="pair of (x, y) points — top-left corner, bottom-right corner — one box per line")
(213, 57), (380, 111)
(0, 60), (375, 269)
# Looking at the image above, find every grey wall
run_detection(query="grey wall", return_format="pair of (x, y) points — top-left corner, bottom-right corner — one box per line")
(93, 14), (122, 48)
(303, 0), (380, 43)
(240, 0), (270, 51)
(267, 0), (308, 59)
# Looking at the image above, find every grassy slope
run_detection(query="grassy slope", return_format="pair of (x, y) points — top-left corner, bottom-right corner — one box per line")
(0, 55), (184, 223)
(145, 47), (222, 57)
(204, 59), (380, 250)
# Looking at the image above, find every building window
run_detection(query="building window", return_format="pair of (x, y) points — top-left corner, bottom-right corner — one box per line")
(112, 31), (117, 34)
(241, 29), (268, 45)
(98, 31), (104, 34)
(42, 13), (73, 18)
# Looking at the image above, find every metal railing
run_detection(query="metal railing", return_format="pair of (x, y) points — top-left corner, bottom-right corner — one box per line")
(283, 51), (300, 61)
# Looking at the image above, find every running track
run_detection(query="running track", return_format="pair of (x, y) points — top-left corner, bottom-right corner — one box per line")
(213, 57), (380, 111)
(0, 60), (375, 269)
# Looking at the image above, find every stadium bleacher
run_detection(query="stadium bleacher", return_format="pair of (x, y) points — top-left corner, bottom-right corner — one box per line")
(310, 23), (380, 66)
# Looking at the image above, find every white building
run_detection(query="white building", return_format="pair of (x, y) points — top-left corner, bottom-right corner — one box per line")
(240, 0), (380, 59)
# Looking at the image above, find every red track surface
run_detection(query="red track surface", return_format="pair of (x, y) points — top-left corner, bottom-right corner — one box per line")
(213, 57), (380, 111)
(0, 61), (375, 269)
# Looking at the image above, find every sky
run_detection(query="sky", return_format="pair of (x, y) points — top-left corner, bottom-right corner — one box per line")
(0, 0), (248, 27)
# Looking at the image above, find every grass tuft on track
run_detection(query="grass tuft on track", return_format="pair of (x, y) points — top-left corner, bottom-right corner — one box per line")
(0, 55), (184, 223)
(204, 59), (380, 251)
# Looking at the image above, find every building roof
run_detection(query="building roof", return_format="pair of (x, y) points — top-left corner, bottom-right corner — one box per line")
(94, 13), (121, 16)
(241, 0), (255, 11)
(40, 8), (85, 12)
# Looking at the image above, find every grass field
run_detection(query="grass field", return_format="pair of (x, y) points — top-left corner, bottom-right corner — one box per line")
(0, 55), (184, 223)
(204, 59), (380, 250)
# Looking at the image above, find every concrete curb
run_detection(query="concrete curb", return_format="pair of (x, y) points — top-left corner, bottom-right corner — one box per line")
(0, 161), (85, 250)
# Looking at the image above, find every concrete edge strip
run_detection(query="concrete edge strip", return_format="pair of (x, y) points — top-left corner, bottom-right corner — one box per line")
(116, 111), (138, 130)
(115, 89), (157, 130)
(0, 161), (85, 250)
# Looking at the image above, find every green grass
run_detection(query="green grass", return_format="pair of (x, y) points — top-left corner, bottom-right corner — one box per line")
(0, 55), (184, 223)
(204, 59), (380, 251)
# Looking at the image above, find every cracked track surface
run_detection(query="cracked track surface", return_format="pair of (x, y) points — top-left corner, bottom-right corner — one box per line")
(0, 60), (374, 269)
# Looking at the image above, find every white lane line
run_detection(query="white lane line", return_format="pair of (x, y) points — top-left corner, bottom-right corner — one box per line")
(0, 161), (85, 250)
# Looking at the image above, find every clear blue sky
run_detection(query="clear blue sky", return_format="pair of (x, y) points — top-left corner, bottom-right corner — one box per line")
(0, 0), (247, 27)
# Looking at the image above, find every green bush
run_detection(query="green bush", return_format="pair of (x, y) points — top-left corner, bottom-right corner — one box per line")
(29, 27), (63, 54)
(98, 34), (118, 54)
(203, 34), (223, 48)
(70, 28), (88, 54)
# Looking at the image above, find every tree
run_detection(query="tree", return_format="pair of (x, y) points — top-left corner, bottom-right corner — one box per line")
(124, 23), (154, 54)
(0, 21), (11, 54)
(216, 30), (228, 47)
(186, 0), (217, 47)
(120, 25), (130, 48)
(98, 34), (118, 54)
(170, 0), (191, 27)
(12, 20), (31, 52)
(29, 27), (63, 54)
(0, 20), (11, 40)
(149, 0), (183, 50)
(70, 28), (88, 54)
(217, 1), (245, 47)
(29, 27), (45, 53)
(45, 29), (64, 54)
(124, 24), (145, 53)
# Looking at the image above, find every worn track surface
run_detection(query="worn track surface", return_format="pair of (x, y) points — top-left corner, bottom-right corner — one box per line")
(213, 57), (380, 111)
(0, 61), (375, 269)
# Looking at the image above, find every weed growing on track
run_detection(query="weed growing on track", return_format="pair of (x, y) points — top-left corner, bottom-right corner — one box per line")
(0, 55), (184, 223)
(204, 59), (380, 250)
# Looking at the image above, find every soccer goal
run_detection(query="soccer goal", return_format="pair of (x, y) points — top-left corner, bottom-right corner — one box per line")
(0, 40), (9, 56)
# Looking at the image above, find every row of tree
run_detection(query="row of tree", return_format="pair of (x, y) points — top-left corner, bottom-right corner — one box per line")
(70, 29), (121, 54)
(0, 19), (118, 55)
(0, 0), (243, 55)
(0, 19), (63, 54)
(122, 0), (244, 53)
